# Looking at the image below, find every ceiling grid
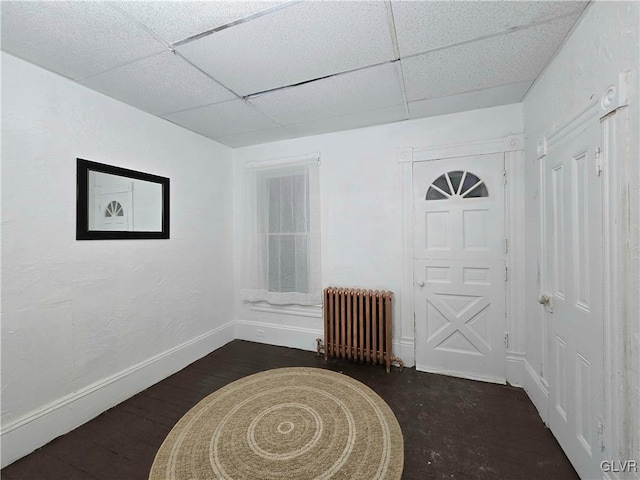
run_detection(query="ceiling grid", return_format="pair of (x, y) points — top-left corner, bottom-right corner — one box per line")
(0, 0), (589, 147)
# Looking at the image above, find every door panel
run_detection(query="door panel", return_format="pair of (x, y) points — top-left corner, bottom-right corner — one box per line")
(542, 120), (604, 479)
(414, 154), (506, 382)
(415, 259), (505, 380)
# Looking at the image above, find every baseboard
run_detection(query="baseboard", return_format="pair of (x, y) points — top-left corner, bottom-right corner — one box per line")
(506, 351), (527, 387)
(520, 357), (549, 424)
(234, 321), (415, 369)
(234, 319), (323, 352)
(394, 337), (415, 368)
(0, 321), (235, 468)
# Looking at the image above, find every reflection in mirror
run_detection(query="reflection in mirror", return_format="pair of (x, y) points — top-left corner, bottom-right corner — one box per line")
(77, 158), (169, 240)
(88, 171), (163, 232)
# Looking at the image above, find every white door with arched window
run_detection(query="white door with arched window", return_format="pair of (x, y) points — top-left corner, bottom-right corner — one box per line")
(413, 153), (507, 382)
(95, 188), (132, 231)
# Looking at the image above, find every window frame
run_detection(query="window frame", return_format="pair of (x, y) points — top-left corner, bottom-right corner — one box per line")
(241, 153), (321, 307)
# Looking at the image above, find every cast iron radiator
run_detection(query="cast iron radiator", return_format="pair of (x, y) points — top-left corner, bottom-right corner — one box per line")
(317, 287), (403, 373)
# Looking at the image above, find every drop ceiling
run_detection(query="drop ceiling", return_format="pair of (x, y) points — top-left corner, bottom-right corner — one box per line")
(1, 1), (588, 148)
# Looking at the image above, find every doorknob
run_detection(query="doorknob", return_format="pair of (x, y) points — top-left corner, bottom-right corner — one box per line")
(416, 280), (425, 287)
(538, 293), (551, 305)
(538, 293), (553, 312)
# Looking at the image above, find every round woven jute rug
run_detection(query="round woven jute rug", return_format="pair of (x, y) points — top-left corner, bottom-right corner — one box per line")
(149, 367), (404, 480)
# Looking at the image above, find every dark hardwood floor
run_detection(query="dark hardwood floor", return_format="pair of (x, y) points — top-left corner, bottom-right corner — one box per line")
(1, 340), (578, 480)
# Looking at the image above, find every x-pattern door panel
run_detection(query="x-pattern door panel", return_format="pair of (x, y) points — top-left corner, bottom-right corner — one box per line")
(415, 259), (504, 380)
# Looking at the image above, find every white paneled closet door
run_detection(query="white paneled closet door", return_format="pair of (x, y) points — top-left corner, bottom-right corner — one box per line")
(413, 154), (507, 383)
(542, 119), (604, 479)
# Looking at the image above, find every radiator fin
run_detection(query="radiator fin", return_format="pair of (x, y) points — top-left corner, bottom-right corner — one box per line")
(323, 287), (395, 373)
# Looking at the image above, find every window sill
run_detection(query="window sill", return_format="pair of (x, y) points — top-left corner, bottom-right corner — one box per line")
(248, 302), (322, 318)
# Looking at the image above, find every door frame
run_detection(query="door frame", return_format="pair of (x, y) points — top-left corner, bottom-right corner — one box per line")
(398, 134), (525, 371)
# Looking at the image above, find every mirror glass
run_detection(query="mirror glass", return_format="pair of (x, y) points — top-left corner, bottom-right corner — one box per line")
(77, 158), (169, 240)
(88, 171), (163, 232)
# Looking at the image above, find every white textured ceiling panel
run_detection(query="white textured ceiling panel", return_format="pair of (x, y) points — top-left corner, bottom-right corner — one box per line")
(79, 52), (236, 116)
(284, 104), (408, 139)
(163, 99), (279, 138)
(392, 0), (587, 57)
(216, 127), (293, 148)
(402, 14), (579, 102)
(177, 1), (396, 96)
(113, 1), (285, 44)
(0, 1), (166, 80)
(248, 63), (405, 125)
(408, 81), (533, 119)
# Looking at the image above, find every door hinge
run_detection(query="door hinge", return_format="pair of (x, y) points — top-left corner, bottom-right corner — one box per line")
(504, 332), (509, 349)
(504, 238), (509, 254)
(504, 265), (508, 282)
(595, 146), (602, 176)
(503, 170), (507, 185)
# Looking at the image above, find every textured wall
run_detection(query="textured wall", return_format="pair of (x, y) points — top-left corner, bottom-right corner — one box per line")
(1, 53), (235, 436)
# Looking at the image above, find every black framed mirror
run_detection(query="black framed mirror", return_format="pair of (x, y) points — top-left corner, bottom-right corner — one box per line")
(76, 158), (170, 240)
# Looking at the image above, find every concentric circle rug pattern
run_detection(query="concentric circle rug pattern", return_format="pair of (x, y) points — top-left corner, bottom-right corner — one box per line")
(149, 367), (404, 480)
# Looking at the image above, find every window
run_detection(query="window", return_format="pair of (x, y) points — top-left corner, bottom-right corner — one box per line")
(104, 200), (124, 217)
(426, 170), (488, 200)
(241, 156), (321, 306)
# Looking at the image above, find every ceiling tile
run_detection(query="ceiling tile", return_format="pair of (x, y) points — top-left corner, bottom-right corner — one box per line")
(163, 100), (279, 138)
(284, 105), (407, 138)
(401, 15), (579, 102)
(177, 1), (396, 96)
(0, 1), (166, 80)
(408, 81), (533, 119)
(112, 1), (285, 44)
(392, 0), (588, 57)
(79, 51), (236, 116)
(248, 63), (405, 125)
(216, 128), (293, 148)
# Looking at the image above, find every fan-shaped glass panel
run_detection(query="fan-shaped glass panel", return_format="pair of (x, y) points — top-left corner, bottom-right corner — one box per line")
(426, 188), (448, 200)
(105, 201), (124, 217)
(448, 170), (464, 193)
(432, 174), (451, 195)
(425, 171), (488, 200)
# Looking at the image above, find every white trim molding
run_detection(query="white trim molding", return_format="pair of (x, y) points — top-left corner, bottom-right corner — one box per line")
(234, 319), (323, 352)
(505, 148), (526, 359)
(600, 88), (637, 473)
(246, 151), (320, 169)
(397, 336), (415, 368)
(507, 353), (551, 423)
(398, 134), (524, 164)
(0, 321), (236, 468)
(400, 160), (415, 367)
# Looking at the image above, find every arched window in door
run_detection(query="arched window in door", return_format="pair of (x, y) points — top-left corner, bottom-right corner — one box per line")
(105, 200), (124, 217)
(426, 170), (488, 200)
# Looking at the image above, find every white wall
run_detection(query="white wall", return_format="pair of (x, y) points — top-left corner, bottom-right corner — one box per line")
(232, 104), (523, 365)
(522, 0), (639, 467)
(0, 53), (236, 466)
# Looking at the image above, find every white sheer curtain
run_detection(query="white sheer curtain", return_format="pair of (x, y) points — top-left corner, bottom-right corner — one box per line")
(241, 156), (321, 305)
